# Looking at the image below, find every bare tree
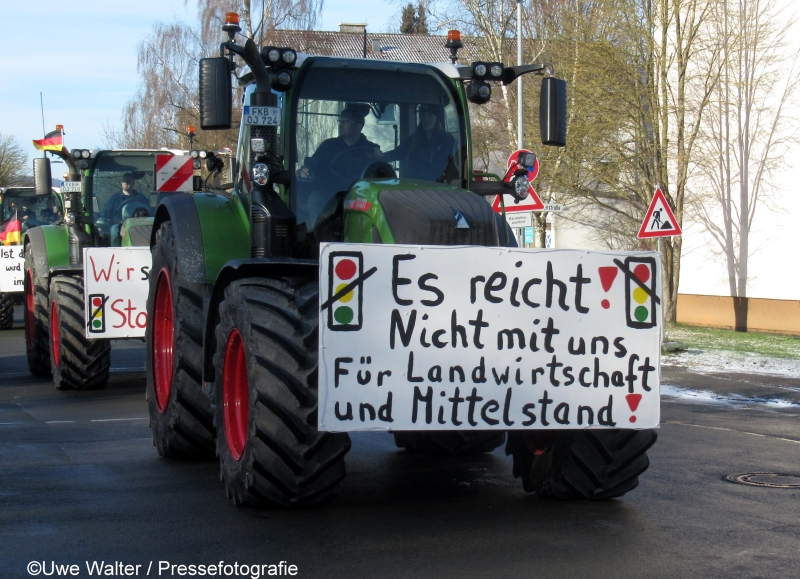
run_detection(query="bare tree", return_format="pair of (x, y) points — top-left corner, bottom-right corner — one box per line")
(197, 0), (323, 46)
(0, 134), (26, 188)
(105, 22), (207, 150)
(690, 0), (799, 329)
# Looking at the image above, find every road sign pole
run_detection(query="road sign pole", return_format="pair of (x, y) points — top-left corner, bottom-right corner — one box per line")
(658, 237), (664, 345)
(517, 0), (523, 150)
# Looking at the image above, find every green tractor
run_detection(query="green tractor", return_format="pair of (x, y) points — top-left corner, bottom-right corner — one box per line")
(0, 186), (63, 329)
(25, 146), (225, 390)
(145, 17), (656, 506)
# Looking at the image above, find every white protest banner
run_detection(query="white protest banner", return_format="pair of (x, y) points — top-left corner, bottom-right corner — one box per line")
(83, 247), (152, 338)
(318, 244), (661, 433)
(0, 246), (25, 292)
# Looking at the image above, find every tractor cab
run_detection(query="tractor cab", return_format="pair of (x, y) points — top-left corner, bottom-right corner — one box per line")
(31, 148), (224, 257)
(82, 150), (161, 247)
(0, 186), (62, 239)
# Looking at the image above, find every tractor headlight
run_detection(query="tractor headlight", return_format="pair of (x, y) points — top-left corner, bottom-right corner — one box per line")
(490, 64), (504, 78)
(79, 160), (89, 169)
(513, 176), (529, 200)
(281, 48), (297, 64)
(267, 48), (280, 63)
(277, 71), (291, 86)
(253, 162), (270, 186)
(71, 149), (82, 159)
(190, 150), (199, 158)
(81, 150), (90, 159)
(250, 138), (266, 153)
(466, 81), (492, 104)
(199, 150), (208, 159)
(473, 63), (487, 78)
(193, 159), (201, 170)
(64, 212), (76, 226)
(519, 152), (537, 168)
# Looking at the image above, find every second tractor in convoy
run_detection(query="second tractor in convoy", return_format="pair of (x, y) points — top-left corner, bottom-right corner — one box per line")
(26, 145), (226, 390)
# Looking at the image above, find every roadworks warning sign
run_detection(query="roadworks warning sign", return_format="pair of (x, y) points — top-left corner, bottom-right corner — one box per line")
(318, 244), (661, 433)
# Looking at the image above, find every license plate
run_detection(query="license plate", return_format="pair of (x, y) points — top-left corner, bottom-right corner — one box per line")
(61, 181), (81, 193)
(242, 106), (281, 126)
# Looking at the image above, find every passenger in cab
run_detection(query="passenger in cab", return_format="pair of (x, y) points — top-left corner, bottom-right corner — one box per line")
(382, 104), (456, 182)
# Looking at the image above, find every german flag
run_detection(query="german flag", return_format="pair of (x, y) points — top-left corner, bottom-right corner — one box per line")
(0, 213), (22, 245)
(32, 128), (64, 152)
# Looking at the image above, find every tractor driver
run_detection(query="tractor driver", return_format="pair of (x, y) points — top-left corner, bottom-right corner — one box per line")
(101, 173), (148, 223)
(101, 173), (148, 246)
(297, 103), (382, 190)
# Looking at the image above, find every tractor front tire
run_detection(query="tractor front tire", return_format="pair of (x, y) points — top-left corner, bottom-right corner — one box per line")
(0, 292), (14, 330)
(214, 277), (351, 507)
(506, 429), (657, 500)
(49, 275), (110, 390)
(393, 431), (506, 455)
(145, 222), (215, 459)
(24, 244), (51, 377)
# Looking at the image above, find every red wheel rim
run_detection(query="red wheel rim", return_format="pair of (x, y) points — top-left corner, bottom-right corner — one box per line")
(152, 269), (174, 413)
(50, 300), (60, 366)
(223, 329), (249, 461)
(24, 269), (34, 346)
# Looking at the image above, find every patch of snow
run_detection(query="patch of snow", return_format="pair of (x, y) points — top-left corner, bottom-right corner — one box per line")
(663, 349), (800, 379)
(661, 384), (800, 408)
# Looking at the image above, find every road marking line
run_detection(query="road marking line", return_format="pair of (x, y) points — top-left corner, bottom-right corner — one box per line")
(0, 422), (27, 425)
(90, 418), (148, 422)
(46, 420), (76, 424)
(663, 421), (800, 445)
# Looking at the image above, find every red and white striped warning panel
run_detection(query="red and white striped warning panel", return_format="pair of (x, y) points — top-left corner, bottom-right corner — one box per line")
(155, 154), (193, 192)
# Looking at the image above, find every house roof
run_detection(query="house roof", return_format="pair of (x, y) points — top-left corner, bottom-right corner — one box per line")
(270, 30), (479, 64)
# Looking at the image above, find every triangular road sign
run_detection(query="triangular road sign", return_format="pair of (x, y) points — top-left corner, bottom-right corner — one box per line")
(638, 187), (682, 238)
(491, 191), (545, 213)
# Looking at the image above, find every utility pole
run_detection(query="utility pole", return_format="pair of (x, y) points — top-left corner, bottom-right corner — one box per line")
(516, 0), (523, 149)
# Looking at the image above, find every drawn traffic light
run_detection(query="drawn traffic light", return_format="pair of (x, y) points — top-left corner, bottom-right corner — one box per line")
(624, 257), (657, 329)
(327, 252), (363, 331)
(88, 294), (107, 334)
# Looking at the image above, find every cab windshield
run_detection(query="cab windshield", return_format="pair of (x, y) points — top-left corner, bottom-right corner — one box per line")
(90, 153), (160, 226)
(291, 58), (467, 232)
(1, 187), (62, 234)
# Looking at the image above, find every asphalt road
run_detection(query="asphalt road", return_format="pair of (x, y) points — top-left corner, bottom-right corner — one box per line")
(1, 307), (799, 579)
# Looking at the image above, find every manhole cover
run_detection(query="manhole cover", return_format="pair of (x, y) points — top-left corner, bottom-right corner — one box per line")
(725, 473), (800, 488)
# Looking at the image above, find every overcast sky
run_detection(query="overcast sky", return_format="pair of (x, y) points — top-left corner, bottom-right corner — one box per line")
(0, 0), (398, 164)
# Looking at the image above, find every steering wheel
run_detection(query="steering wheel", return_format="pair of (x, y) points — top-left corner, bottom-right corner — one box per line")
(361, 162), (397, 179)
(120, 199), (152, 221)
(328, 145), (375, 182)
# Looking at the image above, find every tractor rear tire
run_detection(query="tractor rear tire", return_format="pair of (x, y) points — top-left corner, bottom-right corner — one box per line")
(393, 431), (506, 455)
(145, 221), (215, 459)
(506, 429), (657, 499)
(24, 244), (51, 377)
(49, 275), (110, 390)
(0, 293), (14, 329)
(214, 277), (351, 507)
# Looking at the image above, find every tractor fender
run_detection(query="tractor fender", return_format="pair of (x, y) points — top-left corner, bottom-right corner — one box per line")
(202, 257), (318, 384)
(151, 193), (207, 284)
(152, 192), (250, 285)
(50, 266), (83, 277)
(24, 227), (49, 276)
(23, 225), (70, 285)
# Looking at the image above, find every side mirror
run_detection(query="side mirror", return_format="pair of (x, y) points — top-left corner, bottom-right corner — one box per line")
(33, 158), (52, 196)
(540, 77), (567, 147)
(199, 57), (232, 130)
